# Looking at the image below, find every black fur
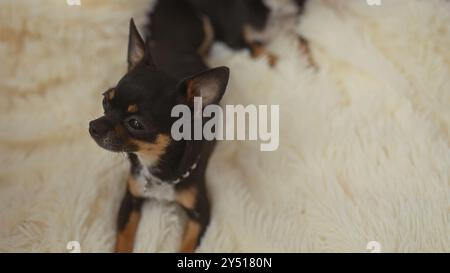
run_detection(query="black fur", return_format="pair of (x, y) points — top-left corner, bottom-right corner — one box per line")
(146, 0), (208, 79)
(188, 0), (271, 50)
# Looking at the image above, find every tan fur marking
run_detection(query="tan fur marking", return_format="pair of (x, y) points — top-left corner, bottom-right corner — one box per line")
(244, 24), (278, 67)
(180, 220), (201, 253)
(176, 187), (198, 210)
(107, 89), (115, 100)
(250, 43), (265, 58)
(115, 210), (140, 253)
(128, 176), (142, 198)
(131, 134), (171, 164)
(249, 42), (278, 67)
(267, 53), (278, 67)
(127, 104), (138, 113)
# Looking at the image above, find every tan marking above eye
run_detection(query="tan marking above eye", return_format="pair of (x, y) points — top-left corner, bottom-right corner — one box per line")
(127, 104), (138, 113)
(107, 89), (115, 100)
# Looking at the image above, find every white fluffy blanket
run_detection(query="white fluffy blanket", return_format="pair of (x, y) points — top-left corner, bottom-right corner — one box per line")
(0, 0), (449, 252)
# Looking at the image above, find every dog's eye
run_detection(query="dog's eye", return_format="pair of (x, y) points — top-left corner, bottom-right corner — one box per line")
(128, 118), (144, 130)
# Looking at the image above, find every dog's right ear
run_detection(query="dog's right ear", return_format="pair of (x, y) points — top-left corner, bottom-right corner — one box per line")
(128, 18), (145, 70)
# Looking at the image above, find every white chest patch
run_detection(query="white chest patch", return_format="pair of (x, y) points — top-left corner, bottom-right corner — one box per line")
(131, 167), (176, 201)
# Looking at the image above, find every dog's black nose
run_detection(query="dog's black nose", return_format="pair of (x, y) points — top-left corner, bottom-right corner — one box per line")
(89, 118), (110, 138)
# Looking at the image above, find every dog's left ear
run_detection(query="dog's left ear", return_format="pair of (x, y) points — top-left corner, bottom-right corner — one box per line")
(128, 18), (145, 70)
(178, 67), (230, 107)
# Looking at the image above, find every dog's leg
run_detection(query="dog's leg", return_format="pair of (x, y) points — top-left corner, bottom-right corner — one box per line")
(243, 25), (278, 67)
(176, 186), (210, 253)
(248, 41), (278, 67)
(179, 219), (201, 253)
(115, 184), (144, 253)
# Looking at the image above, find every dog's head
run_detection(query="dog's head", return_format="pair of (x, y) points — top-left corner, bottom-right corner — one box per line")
(89, 19), (229, 165)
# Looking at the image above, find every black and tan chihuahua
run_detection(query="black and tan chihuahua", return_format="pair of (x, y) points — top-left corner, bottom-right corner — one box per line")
(89, 0), (229, 252)
(89, 0), (308, 253)
(188, 0), (273, 63)
(188, 0), (309, 66)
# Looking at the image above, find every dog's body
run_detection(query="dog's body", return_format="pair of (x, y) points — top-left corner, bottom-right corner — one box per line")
(89, 0), (229, 253)
(146, 0), (211, 79)
(88, 0), (309, 253)
(188, 0), (270, 50)
(148, 0), (277, 68)
(187, 0), (308, 66)
(188, 0), (278, 65)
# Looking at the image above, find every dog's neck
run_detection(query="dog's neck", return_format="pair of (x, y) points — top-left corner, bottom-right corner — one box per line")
(129, 140), (203, 185)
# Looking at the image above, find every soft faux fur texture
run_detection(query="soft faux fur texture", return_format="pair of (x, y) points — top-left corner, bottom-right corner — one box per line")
(0, 0), (449, 252)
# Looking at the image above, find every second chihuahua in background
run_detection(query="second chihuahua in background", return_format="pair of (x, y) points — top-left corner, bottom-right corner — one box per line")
(188, 0), (308, 66)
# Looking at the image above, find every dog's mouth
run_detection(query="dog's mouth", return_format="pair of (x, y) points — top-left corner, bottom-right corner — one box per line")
(89, 130), (117, 151)
(89, 125), (134, 153)
(89, 118), (127, 152)
(93, 136), (123, 152)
